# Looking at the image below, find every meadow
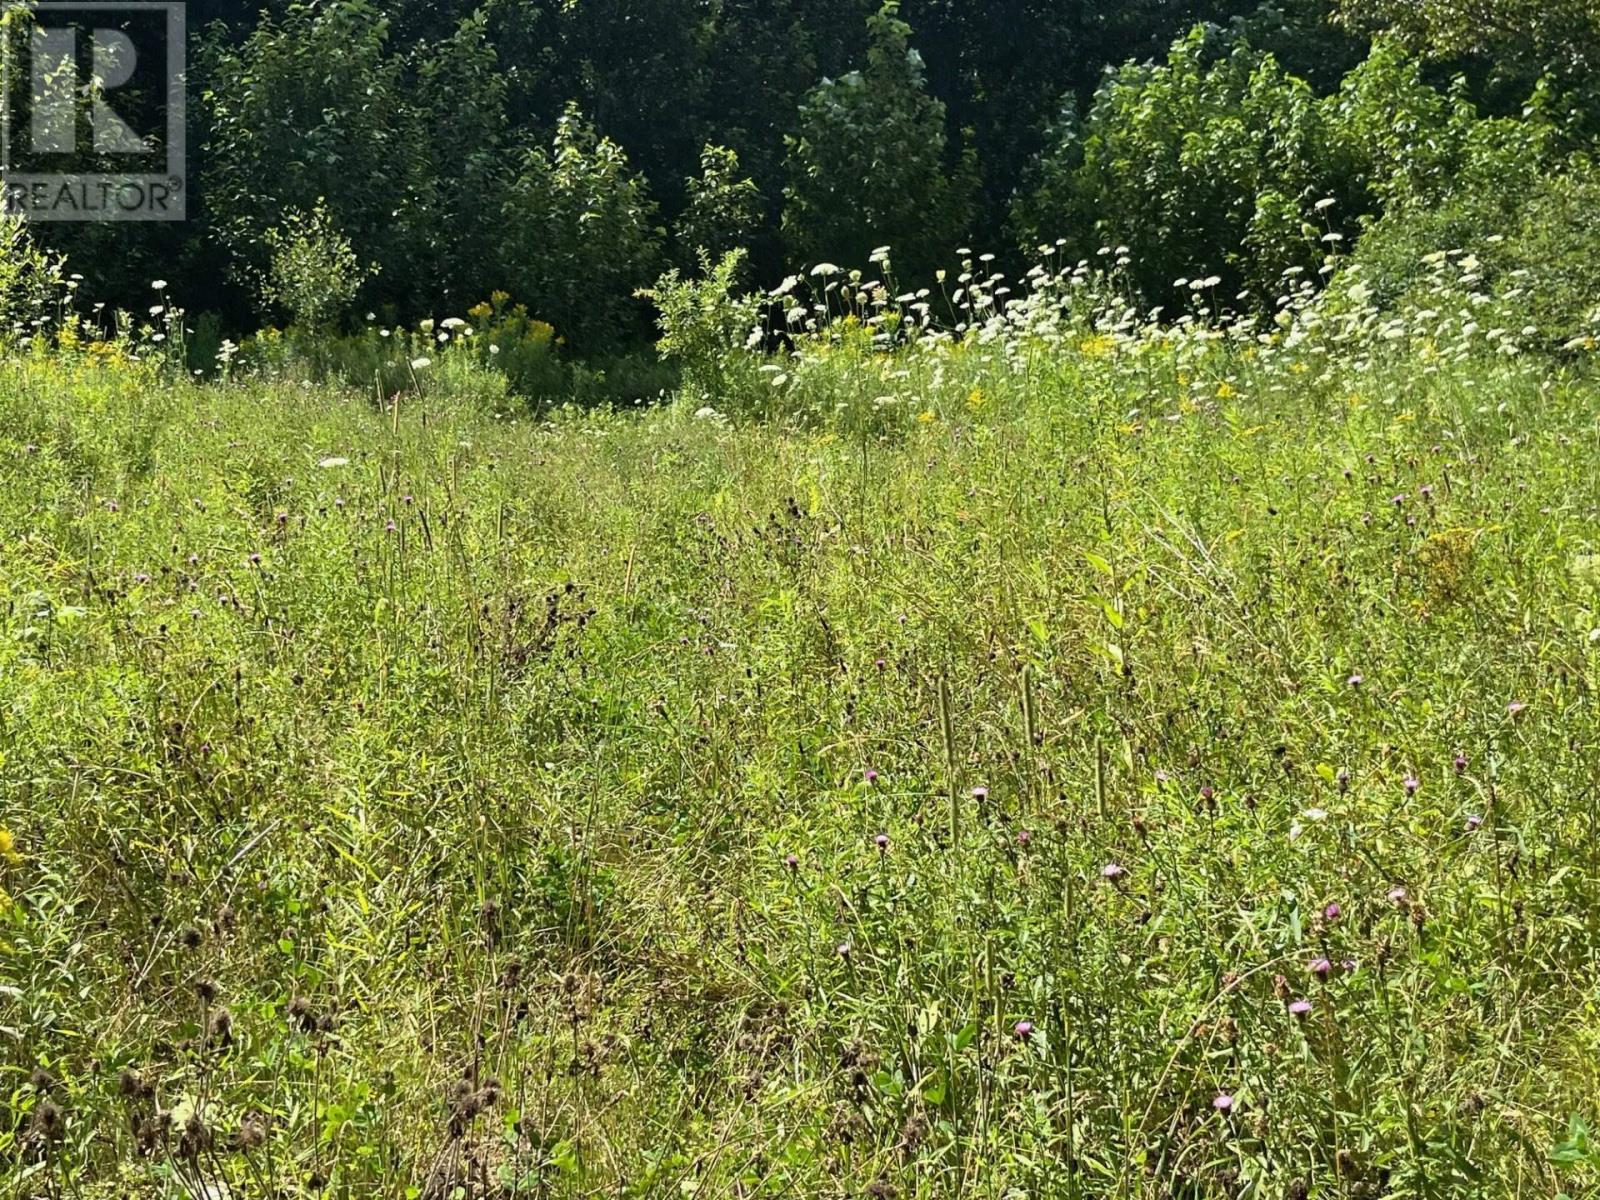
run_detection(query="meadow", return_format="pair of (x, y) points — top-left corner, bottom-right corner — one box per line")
(3, 270), (1600, 1200)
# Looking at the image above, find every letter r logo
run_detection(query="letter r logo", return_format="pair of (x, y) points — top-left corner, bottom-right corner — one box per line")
(30, 23), (149, 154)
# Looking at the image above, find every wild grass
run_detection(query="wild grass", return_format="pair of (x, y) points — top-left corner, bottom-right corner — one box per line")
(3, 313), (1600, 1199)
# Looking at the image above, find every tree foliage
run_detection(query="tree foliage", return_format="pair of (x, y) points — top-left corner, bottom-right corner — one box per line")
(782, 2), (977, 280)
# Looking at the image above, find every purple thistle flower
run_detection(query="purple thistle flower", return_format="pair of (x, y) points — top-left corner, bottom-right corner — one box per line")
(1454, 752), (1468, 775)
(1212, 1093), (1235, 1113)
(1347, 673), (1363, 688)
(248, 552), (262, 565)
(1013, 1020), (1033, 1041)
(1323, 902), (1342, 922)
(836, 942), (851, 959)
(1016, 828), (1032, 848)
(874, 833), (889, 853)
(1403, 775), (1420, 797)
(1507, 701), (1527, 717)
(1199, 785), (1216, 802)
(385, 520), (398, 533)
(1391, 493), (1406, 506)
(1337, 767), (1350, 793)
(972, 785), (989, 801)
(1310, 956), (1333, 981)
(784, 853), (799, 870)
(864, 768), (879, 784)
(1288, 998), (1312, 1018)
(1465, 813), (1483, 832)
(874, 657), (887, 672)
(1154, 770), (1170, 784)
(1101, 862), (1126, 881)
(1387, 885), (1409, 907)
(132, 572), (151, 585)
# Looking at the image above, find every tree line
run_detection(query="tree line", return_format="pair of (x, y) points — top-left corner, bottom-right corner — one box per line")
(22, 0), (1600, 353)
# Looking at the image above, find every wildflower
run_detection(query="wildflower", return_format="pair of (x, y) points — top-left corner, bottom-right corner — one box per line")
(784, 853), (799, 871)
(385, 520), (398, 533)
(1016, 828), (1032, 848)
(1013, 1020), (1033, 1041)
(1465, 813), (1483, 832)
(1212, 1093), (1234, 1113)
(1288, 998), (1312, 1018)
(874, 833), (889, 854)
(1101, 862), (1126, 881)
(1454, 752), (1468, 774)
(1387, 885), (1409, 907)
(836, 942), (851, 959)
(1323, 902), (1342, 922)
(1336, 768), (1350, 793)
(864, 768), (879, 784)
(1309, 957), (1333, 981)
(31, 1099), (63, 1142)
(1404, 775), (1419, 796)
(972, 786), (988, 802)
(248, 552), (261, 565)
(1199, 784), (1215, 803)
(1507, 701), (1527, 717)
(1347, 673), (1363, 688)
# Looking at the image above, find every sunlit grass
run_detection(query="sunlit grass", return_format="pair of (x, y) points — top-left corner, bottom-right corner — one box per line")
(2, 322), (1599, 1198)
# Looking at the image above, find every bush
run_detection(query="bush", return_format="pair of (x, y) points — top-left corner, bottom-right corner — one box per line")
(498, 104), (664, 353)
(638, 250), (761, 403)
(466, 293), (569, 405)
(677, 145), (763, 271)
(0, 218), (64, 339)
(259, 201), (375, 333)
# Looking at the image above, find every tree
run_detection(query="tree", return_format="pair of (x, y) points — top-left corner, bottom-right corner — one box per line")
(1334, 0), (1600, 82)
(1012, 27), (1356, 302)
(498, 104), (664, 350)
(677, 145), (763, 271)
(782, 1), (977, 282)
(201, 1), (429, 303)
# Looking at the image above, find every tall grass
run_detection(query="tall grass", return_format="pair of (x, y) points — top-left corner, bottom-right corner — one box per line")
(2, 282), (1600, 1199)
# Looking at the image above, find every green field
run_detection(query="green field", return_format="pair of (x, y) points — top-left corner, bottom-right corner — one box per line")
(4, 318), (1600, 1198)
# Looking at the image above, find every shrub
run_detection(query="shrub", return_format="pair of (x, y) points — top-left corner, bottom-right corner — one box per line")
(638, 250), (761, 403)
(498, 104), (664, 353)
(466, 293), (570, 406)
(677, 145), (763, 271)
(0, 217), (64, 338)
(259, 201), (375, 332)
